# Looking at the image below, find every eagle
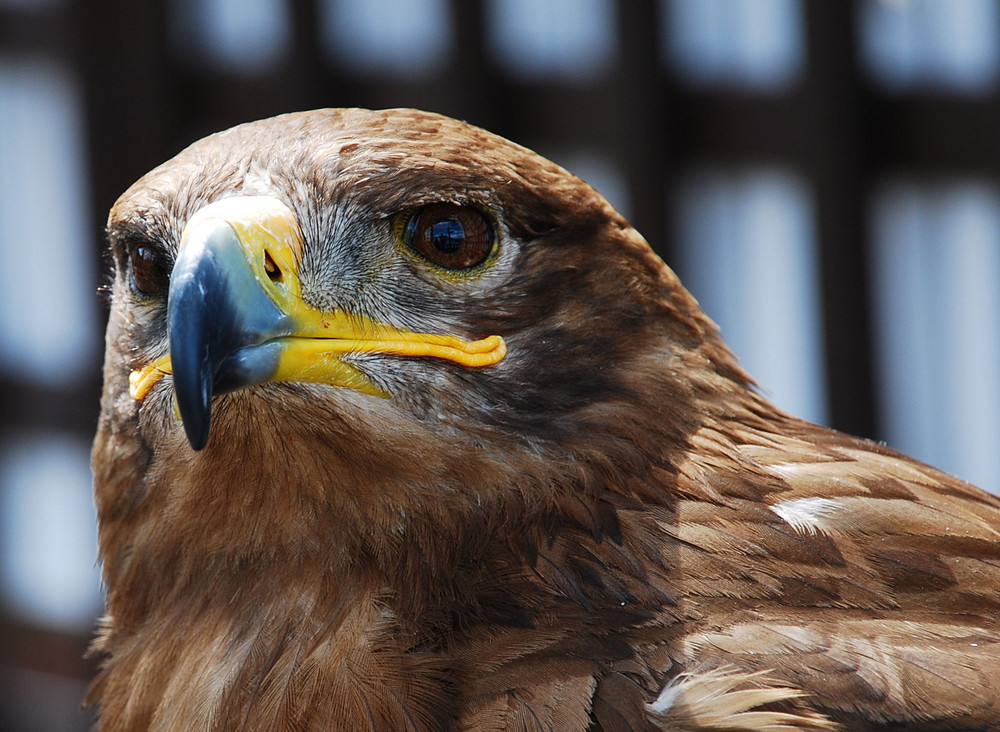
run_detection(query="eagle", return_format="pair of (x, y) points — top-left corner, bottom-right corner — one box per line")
(90, 108), (1000, 731)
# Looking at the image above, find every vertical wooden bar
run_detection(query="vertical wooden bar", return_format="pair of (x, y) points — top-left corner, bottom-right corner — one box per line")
(801, 1), (878, 438)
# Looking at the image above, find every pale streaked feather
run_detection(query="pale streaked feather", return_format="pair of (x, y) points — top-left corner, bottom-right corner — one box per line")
(647, 665), (839, 731)
(768, 497), (841, 536)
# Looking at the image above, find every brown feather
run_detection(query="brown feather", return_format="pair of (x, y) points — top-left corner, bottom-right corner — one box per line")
(91, 108), (1000, 730)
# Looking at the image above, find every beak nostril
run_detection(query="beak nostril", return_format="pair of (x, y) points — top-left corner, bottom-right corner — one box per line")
(263, 250), (281, 282)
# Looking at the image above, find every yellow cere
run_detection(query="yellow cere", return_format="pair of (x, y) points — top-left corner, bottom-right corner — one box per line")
(181, 196), (305, 269)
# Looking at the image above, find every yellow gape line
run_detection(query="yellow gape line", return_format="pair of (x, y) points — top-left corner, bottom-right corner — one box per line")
(130, 354), (172, 400)
(276, 333), (507, 370)
(128, 335), (506, 401)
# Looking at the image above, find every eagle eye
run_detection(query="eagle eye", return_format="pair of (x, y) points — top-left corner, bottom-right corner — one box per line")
(127, 242), (169, 298)
(402, 203), (496, 270)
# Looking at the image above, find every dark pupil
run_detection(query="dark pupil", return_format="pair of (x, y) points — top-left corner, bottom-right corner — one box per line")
(429, 218), (464, 253)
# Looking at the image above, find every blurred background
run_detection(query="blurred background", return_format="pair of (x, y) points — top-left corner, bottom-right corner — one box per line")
(3, 0), (1000, 728)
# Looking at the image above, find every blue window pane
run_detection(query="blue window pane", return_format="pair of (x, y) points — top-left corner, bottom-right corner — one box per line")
(664, 0), (805, 90)
(0, 58), (96, 383)
(169, 0), (291, 73)
(487, 0), (616, 81)
(673, 168), (827, 425)
(320, 0), (451, 77)
(1, 435), (102, 631)
(859, 0), (1000, 92)
(870, 181), (1000, 492)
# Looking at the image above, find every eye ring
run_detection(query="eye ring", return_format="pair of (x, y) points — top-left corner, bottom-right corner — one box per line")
(401, 203), (497, 270)
(127, 241), (169, 298)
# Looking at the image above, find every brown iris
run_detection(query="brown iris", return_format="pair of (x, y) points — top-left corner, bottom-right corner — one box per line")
(128, 242), (168, 297)
(402, 203), (496, 270)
